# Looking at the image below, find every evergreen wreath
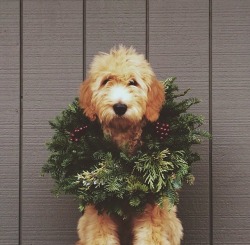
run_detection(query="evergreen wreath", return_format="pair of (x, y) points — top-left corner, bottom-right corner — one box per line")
(42, 77), (209, 219)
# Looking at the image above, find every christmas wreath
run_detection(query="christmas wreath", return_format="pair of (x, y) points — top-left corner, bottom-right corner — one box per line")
(42, 77), (209, 219)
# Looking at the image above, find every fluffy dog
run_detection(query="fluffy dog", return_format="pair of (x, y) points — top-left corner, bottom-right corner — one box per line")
(77, 46), (183, 245)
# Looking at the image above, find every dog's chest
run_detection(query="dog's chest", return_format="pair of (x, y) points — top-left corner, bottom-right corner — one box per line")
(103, 125), (143, 154)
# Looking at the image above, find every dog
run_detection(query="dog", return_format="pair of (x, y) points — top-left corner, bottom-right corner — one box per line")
(77, 46), (183, 245)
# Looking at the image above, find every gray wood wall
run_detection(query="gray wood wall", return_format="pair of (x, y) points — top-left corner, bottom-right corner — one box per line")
(0, 0), (249, 244)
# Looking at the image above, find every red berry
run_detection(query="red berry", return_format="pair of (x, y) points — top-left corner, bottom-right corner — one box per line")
(154, 121), (170, 140)
(69, 124), (88, 142)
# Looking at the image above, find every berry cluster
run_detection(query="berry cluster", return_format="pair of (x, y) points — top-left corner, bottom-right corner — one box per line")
(69, 125), (88, 142)
(155, 121), (170, 140)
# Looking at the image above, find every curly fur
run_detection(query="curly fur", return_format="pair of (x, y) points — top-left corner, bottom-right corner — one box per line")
(77, 46), (183, 245)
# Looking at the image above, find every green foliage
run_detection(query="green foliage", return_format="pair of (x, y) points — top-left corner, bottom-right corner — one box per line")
(42, 77), (209, 219)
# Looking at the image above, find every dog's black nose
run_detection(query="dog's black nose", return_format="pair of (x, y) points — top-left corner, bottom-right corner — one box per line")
(113, 103), (127, 116)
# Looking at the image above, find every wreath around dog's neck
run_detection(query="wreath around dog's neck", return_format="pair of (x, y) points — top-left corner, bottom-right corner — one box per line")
(42, 77), (209, 219)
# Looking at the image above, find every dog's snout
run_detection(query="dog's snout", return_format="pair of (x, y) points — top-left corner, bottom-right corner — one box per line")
(113, 103), (127, 116)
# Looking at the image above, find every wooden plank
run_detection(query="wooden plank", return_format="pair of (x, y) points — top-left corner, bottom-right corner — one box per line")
(22, 1), (83, 244)
(0, 1), (20, 244)
(149, 1), (210, 244)
(213, 0), (250, 244)
(86, 0), (146, 67)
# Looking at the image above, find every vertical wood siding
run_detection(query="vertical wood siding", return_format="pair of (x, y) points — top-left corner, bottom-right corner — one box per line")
(21, 0), (83, 244)
(0, 1), (20, 244)
(213, 0), (250, 243)
(0, 0), (249, 244)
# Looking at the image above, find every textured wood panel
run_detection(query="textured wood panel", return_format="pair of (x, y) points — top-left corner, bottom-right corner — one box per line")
(22, 1), (83, 244)
(0, 1), (20, 244)
(149, 1), (210, 244)
(85, 0), (146, 68)
(213, 0), (250, 243)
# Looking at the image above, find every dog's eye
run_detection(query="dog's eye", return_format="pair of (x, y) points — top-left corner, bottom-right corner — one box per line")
(102, 78), (110, 86)
(128, 79), (137, 86)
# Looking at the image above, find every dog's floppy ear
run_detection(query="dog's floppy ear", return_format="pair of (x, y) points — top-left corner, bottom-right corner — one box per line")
(145, 79), (165, 122)
(79, 79), (96, 121)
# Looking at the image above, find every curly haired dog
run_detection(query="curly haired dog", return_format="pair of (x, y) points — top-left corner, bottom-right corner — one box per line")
(77, 46), (183, 245)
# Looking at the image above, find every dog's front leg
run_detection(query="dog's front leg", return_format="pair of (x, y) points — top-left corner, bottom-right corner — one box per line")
(132, 202), (183, 245)
(77, 205), (120, 245)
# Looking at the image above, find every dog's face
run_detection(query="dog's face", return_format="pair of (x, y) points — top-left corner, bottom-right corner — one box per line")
(79, 46), (165, 128)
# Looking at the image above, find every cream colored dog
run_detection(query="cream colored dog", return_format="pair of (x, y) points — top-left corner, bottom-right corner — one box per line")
(77, 46), (183, 245)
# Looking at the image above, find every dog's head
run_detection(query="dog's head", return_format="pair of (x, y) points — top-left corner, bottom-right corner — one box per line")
(79, 46), (165, 128)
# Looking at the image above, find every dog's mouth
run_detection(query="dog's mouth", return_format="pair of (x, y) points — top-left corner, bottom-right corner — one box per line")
(108, 117), (134, 131)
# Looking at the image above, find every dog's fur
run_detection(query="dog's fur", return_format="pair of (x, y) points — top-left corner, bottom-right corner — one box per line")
(77, 46), (183, 245)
